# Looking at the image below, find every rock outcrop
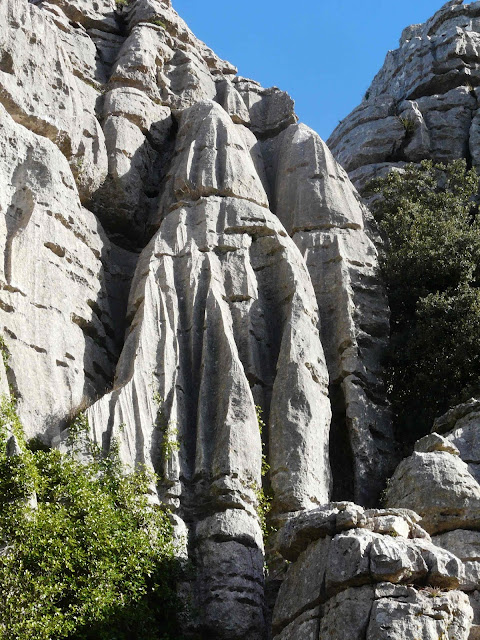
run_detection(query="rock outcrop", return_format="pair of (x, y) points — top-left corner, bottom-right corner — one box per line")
(0, 0), (396, 637)
(385, 400), (480, 640)
(273, 503), (473, 640)
(328, 0), (480, 191)
(16, 0), (480, 637)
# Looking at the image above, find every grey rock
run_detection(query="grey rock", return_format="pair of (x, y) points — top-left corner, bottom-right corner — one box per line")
(195, 539), (265, 640)
(319, 584), (473, 640)
(0, 103), (116, 440)
(276, 503), (426, 563)
(195, 509), (263, 550)
(0, 0), (108, 200)
(40, 0), (117, 32)
(325, 529), (376, 593)
(272, 536), (330, 633)
(0, 1), (408, 638)
(273, 505), (464, 639)
(234, 79), (297, 137)
(273, 608), (320, 640)
(327, 2), (480, 190)
(415, 432), (460, 456)
(85, 193), (332, 636)
(271, 123), (395, 505)
(384, 451), (480, 534)
(216, 78), (250, 125)
(366, 586), (473, 640)
(434, 530), (480, 591)
(158, 101), (270, 219)
(318, 585), (375, 640)
(87, 195), (332, 514)
(470, 591), (480, 639)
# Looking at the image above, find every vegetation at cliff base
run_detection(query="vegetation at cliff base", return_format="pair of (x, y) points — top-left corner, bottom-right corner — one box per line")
(0, 396), (182, 640)
(366, 159), (480, 440)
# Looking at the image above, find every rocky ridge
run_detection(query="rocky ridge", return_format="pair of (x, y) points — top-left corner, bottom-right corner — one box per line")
(328, 0), (480, 191)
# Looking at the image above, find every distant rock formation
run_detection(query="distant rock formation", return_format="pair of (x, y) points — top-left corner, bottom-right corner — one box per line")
(328, 0), (480, 191)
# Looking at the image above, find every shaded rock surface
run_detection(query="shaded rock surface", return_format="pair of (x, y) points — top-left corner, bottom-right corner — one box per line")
(385, 401), (480, 640)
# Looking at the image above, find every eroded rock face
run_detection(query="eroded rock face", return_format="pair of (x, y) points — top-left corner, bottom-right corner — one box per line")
(328, 0), (480, 190)
(0, 102), (119, 440)
(0, 0), (395, 638)
(385, 401), (480, 640)
(270, 123), (395, 505)
(273, 504), (473, 640)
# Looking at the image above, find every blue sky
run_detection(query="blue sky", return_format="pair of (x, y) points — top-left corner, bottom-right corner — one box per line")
(173, 0), (446, 140)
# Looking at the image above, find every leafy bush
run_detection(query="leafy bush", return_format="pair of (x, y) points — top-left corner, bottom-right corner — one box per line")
(0, 396), (182, 640)
(366, 159), (480, 440)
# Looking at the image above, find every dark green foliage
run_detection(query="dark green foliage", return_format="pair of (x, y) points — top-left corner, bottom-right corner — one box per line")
(366, 159), (480, 440)
(0, 396), (182, 640)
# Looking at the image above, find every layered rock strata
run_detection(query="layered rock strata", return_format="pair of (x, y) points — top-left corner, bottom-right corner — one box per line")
(385, 400), (480, 639)
(273, 502), (473, 640)
(328, 0), (480, 191)
(0, 0), (395, 637)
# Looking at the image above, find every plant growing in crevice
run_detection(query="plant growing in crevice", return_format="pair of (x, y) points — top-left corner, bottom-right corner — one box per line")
(399, 116), (416, 134)
(253, 404), (276, 544)
(256, 404), (270, 477)
(148, 16), (166, 28)
(0, 336), (9, 370)
(153, 392), (180, 461)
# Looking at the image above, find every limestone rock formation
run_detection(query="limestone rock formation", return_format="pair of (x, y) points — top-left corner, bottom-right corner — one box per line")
(385, 401), (480, 640)
(0, 0), (409, 637)
(328, 0), (480, 191)
(273, 503), (473, 640)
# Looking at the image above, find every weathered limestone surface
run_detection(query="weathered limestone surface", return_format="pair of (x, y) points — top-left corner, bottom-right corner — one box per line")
(0, 102), (121, 441)
(266, 123), (395, 505)
(328, 0), (480, 190)
(273, 505), (472, 640)
(385, 401), (480, 640)
(385, 401), (480, 535)
(384, 450), (480, 534)
(0, 0), (396, 638)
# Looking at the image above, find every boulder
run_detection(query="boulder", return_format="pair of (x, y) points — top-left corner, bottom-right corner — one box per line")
(384, 451), (480, 534)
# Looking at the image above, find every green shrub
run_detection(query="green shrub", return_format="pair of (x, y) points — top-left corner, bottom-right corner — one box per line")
(399, 116), (416, 134)
(366, 159), (480, 440)
(148, 17), (166, 27)
(0, 337), (9, 370)
(0, 396), (183, 640)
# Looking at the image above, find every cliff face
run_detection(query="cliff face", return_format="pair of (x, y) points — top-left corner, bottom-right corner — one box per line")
(328, 0), (480, 191)
(1, 1), (479, 639)
(0, 0), (394, 636)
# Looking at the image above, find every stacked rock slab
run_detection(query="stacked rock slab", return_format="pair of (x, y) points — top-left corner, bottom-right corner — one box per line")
(0, 0), (395, 638)
(384, 400), (480, 639)
(328, 0), (480, 191)
(273, 502), (473, 640)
